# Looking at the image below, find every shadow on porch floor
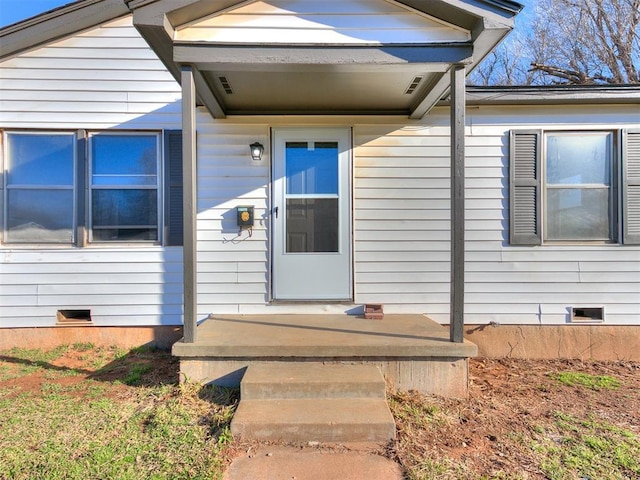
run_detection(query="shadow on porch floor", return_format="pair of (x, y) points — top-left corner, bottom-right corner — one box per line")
(172, 314), (477, 398)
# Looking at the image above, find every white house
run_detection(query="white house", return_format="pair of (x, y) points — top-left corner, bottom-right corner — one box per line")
(1, 0), (639, 379)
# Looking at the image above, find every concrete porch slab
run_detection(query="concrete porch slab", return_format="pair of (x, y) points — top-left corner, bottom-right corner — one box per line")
(173, 314), (477, 358)
(172, 314), (477, 398)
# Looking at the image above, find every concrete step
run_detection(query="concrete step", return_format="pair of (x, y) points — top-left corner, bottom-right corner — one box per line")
(230, 398), (396, 443)
(241, 363), (386, 400)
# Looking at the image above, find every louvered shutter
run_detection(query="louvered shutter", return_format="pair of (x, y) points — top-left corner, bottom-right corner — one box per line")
(623, 130), (640, 245)
(164, 130), (183, 246)
(510, 130), (542, 245)
(76, 130), (87, 246)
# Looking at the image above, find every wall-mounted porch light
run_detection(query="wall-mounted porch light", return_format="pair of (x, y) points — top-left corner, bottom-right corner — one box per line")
(250, 142), (264, 161)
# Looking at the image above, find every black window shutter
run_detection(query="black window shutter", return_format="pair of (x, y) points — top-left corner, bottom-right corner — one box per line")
(622, 129), (640, 245)
(164, 130), (183, 246)
(509, 130), (542, 245)
(76, 130), (87, 246)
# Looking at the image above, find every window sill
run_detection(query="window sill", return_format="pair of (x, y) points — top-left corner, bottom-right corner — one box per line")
(0, 243), (169, 250)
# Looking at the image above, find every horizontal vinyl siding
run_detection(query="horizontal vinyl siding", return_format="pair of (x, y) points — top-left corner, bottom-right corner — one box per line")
(192, 110), (638, 325)
(176, 0), (469, 44)
(195, 119), (270, 315)
(0, 16), (184, 328)
(354, 124), (452, 319)
(0, 249), (183, 327)
(465, 109), (640, 326)
(0, 16), (182, 129)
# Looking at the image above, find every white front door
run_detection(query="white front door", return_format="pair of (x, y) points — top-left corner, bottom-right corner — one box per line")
(272, 128), (352, 300)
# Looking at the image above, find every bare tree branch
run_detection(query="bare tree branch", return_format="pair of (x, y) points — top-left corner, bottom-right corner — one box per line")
(470, 0), (640, 85)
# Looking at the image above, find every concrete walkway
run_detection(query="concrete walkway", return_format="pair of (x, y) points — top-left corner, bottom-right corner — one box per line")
(223, 446), (404, 480)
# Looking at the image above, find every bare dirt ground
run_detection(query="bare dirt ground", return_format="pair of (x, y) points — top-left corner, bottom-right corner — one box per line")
(389, 358), (640, 479)
(2, 348), (638, 479)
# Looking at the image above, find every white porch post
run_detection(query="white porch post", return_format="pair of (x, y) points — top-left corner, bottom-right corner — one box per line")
(450, 65), (466, 343)
(182, 65), (198, 343)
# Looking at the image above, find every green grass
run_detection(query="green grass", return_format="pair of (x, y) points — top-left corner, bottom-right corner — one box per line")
(388, 390), (448, 429)
(551, 371), (621, 390)
(1, 389), (236, 479)
(6, 345), (70, 363)
(0, 346), (238, 480)
(390, 381), (639, 480)
(122, 362), (154, 385)
(72, 342), (95, 352)
(0, 345), (71, 379)
(532, 411), (640, 480)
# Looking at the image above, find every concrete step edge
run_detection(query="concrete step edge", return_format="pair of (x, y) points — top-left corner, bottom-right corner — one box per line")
(230, 398), (396, 443)
(240, 363), (387, 399)
(241, 381), (386, 400)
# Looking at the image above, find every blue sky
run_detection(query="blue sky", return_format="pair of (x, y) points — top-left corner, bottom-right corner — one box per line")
(0, 0), (536, 30)
(0, 0), (73, 28)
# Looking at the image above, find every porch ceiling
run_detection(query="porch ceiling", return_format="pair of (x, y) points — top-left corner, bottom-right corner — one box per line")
(129, 0), (522, 118)
(175, 43), (473, 116)
(201, 67), (437, 115)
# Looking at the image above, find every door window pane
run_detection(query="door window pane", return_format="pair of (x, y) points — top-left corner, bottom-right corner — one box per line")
(286, 199), (338, 253)
(286, 142), (338, 195)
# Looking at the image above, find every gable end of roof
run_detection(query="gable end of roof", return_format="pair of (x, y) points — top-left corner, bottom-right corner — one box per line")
(0, 0), (131, 60)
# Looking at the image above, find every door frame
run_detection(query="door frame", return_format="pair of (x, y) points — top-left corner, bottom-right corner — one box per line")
(269, 126), (354, 302)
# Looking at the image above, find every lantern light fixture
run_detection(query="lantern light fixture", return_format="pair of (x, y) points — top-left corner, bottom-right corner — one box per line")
(250, 142), (264, 161)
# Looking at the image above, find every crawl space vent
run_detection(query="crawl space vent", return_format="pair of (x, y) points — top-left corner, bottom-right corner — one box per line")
(570, 306), (605, 323)
(57, 309), (92, 326)
(218, 76), (233, 94)
(405, 76), (423, 94)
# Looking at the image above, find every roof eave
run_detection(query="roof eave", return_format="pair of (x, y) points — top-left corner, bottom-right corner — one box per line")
(451, 85), (640, 106)
(0, 0), (131, 60)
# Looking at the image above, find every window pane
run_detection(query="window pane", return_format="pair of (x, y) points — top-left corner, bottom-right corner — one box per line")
(546, 188), (611, 240)
(286, 142), (339, 195)
(546, 134), (611, 185)
(7, 133), (74, 186)
(286, 198), (338, 253)
(92, 190), (157, 227)
(92, 175), (158, 186)
(92, 228), (157, 242)
(90, 134), (159, 243)
(6, 190), (74, 243)
(92, 135), (157, 186)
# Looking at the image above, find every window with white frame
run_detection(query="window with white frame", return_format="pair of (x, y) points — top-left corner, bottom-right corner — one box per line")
(510, 129), (639, 246)
(2, 130), (183, 246)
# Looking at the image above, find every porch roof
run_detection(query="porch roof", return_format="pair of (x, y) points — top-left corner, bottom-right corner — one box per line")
(128, 0), (522, 119)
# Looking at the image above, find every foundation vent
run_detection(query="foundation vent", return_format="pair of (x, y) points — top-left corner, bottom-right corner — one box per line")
(218, 76), (233, 94)
(405, 76), (423, 94)
(570, 306), (605, 323)
(57, 309), (92, 326)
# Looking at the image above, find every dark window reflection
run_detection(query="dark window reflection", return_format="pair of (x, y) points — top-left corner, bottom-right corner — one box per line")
(286, 199), (338, 253)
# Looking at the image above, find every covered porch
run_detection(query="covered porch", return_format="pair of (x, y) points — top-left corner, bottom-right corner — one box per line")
(127, 0), (521, 399)
(173, 314), (477, 398)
